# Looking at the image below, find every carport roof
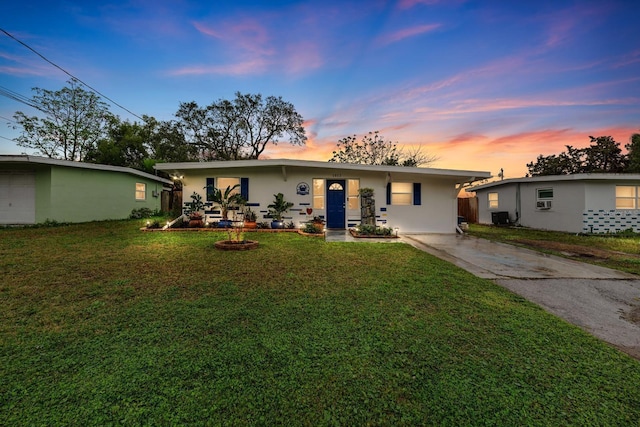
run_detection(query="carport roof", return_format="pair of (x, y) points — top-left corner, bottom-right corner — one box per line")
(0, 155), (172, 185)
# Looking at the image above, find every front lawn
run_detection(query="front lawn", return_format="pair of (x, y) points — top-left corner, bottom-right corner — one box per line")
(1, 221), (639, 425)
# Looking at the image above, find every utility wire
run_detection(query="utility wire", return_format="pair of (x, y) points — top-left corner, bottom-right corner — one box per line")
(0, 114), (18, 124)
(0, 85), (41, 110)
(0, 135), (16, 142)
(0, 27), (145, 121)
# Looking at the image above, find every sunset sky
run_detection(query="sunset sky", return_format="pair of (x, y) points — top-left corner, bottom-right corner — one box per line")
(1, 0), (639, 178)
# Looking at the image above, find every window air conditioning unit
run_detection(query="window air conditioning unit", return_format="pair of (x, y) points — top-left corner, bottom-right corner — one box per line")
(536, 200), (552, 210)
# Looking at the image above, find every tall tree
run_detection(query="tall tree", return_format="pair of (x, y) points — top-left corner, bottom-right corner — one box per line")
(526, 136), (628, 176)
(175, 92), (306, 160)
(626, 133), (640, 173)
(329, 131), (437, 167)
(582, 136), (627, 173)
(144, 116), (197, 164)
(85, 119), (149, 170)
(11, 79), (114, 161)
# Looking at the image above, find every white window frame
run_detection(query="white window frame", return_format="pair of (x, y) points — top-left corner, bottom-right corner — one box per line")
(347, 179), (360, 210)
(488, 192), (499, 209)
(536, 188), (553, 210)
(313, 179), (325, 209)
(135, 183), (146, 201)
(217, 177), (241, 195)
(616, 185), (639, 209)
(391, 182), (413, 206)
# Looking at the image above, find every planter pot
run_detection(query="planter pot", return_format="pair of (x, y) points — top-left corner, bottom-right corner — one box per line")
(244, 221), (257, 229)
(313, 222), (324, 232)
(218, 219), (232, 228)
(214, 240), (259, 251)
(271, 220), (284, 229)
(189, 219), (204, 228)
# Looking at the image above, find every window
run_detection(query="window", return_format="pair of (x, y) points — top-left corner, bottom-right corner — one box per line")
(347, 179), (360, 210)
(313, 179), (325, 209)
(536, 188), (553, 210)
(217, 177), (240, 194)
(488, 192), (499, 209)
(391, 182), (413, 205)
(386, 182), (421, 205)
(616, 186), (639, 209)
(207, 177), (248, 201)
(135, 183), (146, 200)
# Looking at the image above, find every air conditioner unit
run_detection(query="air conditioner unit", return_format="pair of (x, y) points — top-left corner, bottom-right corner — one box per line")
(536, 200), (552, 210)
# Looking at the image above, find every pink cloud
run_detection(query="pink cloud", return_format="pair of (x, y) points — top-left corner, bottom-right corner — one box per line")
(377, 23), (441, 46)
(397, 0), (445, 10)
(169, 59), (269, 76)
(284, 41), (324, 74)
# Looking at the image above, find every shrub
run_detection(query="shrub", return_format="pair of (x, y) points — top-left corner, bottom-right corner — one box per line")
(130, 208), (154, 219)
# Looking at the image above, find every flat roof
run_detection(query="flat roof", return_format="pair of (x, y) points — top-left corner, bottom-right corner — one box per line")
(469, 173), (640, 192)
(154, 158), (491, 184)
(0, 155), (172, 185)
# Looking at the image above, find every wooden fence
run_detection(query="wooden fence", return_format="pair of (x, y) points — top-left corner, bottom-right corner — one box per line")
(457, 197), (478, 223)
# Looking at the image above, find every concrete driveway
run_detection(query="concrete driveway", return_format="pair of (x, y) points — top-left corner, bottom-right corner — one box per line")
(402, 233), (640, 360)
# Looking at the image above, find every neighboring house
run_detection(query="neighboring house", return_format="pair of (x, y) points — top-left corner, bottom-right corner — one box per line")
(154, 159), (490, 233)
(470, 174), (640, 234)
(0, 155), (172, 225)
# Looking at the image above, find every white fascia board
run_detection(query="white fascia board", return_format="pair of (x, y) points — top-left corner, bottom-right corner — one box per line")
(0, 155), (172, 184)
(469, 173), (640, 192)
(154, 158), (491, 183)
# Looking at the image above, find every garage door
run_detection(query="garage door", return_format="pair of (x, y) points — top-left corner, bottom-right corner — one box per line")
(0, 171), (36, 224)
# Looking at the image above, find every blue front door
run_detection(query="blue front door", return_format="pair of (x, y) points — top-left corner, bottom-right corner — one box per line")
(326, 179), (346, 229)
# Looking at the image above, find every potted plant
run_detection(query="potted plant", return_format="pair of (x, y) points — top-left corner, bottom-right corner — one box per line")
(206, 183), (245, 228)
(268, 192), (294, 229)
(186, 192), (205, 228)
(243, 207), (258, 229)
(312, 216), (324, 232)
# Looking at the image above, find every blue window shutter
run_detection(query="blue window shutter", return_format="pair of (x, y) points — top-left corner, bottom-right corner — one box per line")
(413, 183), (421, 205)
(241, 178), (249, 201)
(386, 183), (391, 205)
(205, 178), (215, 201)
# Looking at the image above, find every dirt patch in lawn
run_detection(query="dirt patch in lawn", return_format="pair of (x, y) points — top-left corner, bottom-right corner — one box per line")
(513, 239), (640, 262)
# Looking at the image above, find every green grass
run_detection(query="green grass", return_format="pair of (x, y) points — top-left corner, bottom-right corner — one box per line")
(1, 220), (640, 425)
(467, 224), (640, 275)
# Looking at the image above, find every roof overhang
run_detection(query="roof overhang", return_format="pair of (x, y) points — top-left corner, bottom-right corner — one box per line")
(0, 155), (173, 185)
(468, 173), (640, 192)
(154, 158), (491, 185)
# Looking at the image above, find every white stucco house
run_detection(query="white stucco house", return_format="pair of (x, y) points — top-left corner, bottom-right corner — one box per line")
(470, 174), (640, 234)
(154, 159), (490, 233)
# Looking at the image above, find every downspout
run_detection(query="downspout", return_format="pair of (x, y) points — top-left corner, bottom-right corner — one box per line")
(515, 183), (521, 225)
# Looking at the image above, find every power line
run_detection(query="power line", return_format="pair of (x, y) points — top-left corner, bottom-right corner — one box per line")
(0, 135), (16, 142)
(0, 85), (41, 110)
(0, 27), (145, 121)
(0, 114), (18, 124)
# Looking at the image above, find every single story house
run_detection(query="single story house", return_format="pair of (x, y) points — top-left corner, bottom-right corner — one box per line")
(0, 155), (172, 225)
(154, 159), (490, 233)
(469, 173), (640, 234)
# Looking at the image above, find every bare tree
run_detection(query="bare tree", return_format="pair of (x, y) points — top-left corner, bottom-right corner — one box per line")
(329, 131), (438, 167)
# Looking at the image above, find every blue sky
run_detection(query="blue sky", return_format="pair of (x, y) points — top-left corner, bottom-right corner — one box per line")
(1, 0), (639, 177)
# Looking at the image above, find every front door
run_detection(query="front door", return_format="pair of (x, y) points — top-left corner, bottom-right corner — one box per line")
(326, 179), (346, 229)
